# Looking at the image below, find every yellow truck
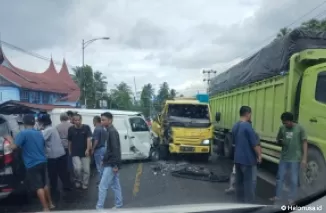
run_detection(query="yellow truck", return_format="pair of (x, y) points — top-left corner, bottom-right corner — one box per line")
(151, 96), (213, 161)
(209, 29), (326, 196)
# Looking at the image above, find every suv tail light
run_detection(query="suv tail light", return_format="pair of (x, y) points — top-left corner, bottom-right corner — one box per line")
(3, 139), (13, 164)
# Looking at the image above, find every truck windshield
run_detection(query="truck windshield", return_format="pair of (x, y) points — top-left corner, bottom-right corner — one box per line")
(167, 104), (209, 120)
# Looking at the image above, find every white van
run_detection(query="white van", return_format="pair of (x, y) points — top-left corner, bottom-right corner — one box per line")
(50, 108), (152, 161)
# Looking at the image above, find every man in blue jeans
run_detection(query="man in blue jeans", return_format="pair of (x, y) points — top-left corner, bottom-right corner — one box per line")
(233, 106), (262, 203)
(96, 112), (123, 210)
(270, 112), (307, 205)
(92, 116), (107, 184)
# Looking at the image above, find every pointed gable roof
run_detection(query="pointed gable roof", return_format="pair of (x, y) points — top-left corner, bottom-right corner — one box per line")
(0, 46), (80, 100)
(59, 59), (79, 90)
(43, 58), (58, 78)
(0, 44), (4, 64)
(58, 58), (80, 101)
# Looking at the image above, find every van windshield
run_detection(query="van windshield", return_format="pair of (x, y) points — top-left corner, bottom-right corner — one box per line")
(167, 104), (210, 121)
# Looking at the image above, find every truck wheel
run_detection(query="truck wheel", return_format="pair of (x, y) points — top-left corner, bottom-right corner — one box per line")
(299, 147), (326, 197)
(159, 145), (169, 160)
(224, 133), (233, 159)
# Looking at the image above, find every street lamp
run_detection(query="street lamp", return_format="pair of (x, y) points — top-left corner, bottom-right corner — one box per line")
(82, 37), (110, 107)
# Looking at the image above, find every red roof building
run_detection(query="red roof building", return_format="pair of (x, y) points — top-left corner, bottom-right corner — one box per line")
(0, 45), (80, 111)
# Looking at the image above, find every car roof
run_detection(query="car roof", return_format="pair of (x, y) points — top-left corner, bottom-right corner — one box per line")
(50, 108), (143, 116)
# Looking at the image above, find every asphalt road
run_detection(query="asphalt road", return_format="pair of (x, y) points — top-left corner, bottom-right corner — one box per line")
(0, 158), (271, 212)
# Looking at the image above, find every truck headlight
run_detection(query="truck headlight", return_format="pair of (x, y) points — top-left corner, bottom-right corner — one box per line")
(201, 139), (210, 145)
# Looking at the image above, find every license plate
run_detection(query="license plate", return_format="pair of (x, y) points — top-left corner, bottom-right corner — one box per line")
(180, 146), (195, 152)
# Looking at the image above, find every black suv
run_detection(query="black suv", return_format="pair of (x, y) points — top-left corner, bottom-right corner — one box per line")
(0, 115), (26, 200)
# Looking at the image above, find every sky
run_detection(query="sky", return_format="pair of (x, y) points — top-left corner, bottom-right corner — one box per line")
(1, 0), (326, 97)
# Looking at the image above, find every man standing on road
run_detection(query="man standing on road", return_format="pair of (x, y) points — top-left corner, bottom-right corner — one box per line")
(270, 112), (307, 205)
(8, 114), (54, 212)
(68, 114), (92, 189)
(225, 122), (260, 194)
(92, 115), (107, 184)
(233, 106), (261, 203)
(56, 113), (74, 176)
(96, 112), (123, 210)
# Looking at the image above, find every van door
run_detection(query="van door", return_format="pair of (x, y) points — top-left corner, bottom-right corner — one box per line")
(299, 63), (326, 147)
(128, 116), (152, 158)
(112, 116), (132, 159)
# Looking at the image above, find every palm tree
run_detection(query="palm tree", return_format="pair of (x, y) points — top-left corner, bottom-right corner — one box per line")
(276, 27), (292, 38)
(140, 83), (155, 117)
(110, 82), (133, 110)
(301, 19), (323, 31)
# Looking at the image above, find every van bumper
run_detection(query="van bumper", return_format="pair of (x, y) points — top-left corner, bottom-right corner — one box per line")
(169, 144), (210, 154)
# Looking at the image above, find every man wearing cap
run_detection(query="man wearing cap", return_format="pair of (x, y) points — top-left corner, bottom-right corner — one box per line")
(8, 114), (54, 212)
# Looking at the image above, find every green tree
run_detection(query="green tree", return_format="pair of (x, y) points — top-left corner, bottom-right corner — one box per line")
(169, 89), (177, 99)
(93, 71), (108, 108)
(140, 83), (155, 118)
(276, 27), (292, 39)
(71, 65), (96, 108)
(300, 19), (326, 31)
(110, 82), (133, 110)
(155, 82), (170, 112)
(276, 18), (326, 40)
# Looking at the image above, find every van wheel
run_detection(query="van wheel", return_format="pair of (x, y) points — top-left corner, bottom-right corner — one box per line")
(299, 147), (326, 197)
(149, 147), (160, 161)
(224, 133), (233, 159)
(159, 145), (169, 160)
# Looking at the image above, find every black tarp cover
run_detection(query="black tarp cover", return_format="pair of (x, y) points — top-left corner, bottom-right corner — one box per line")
(209, 29), (326, 96)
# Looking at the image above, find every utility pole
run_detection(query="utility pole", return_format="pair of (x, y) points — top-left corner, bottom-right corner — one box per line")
(81, 37), (110, 108)
(203, 69), (217, 93)
(133, 76), (137, 104)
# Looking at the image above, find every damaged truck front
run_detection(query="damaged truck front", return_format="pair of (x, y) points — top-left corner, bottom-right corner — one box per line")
(151, 97), (213, 161)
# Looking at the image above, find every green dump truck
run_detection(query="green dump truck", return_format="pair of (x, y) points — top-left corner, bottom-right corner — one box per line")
(209, 29), (326, 196)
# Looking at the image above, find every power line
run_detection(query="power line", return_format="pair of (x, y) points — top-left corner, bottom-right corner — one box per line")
(0, 40), (74, 68)
(221, 1), (326, 69)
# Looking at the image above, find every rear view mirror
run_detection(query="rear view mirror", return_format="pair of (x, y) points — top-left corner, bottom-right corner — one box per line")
(215, 112), (221, 122)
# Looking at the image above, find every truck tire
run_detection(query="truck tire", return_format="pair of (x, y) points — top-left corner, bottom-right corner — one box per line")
(159, 144), (169, 160)
(299, 147), (326, 197)
(224, 133), (233, 159)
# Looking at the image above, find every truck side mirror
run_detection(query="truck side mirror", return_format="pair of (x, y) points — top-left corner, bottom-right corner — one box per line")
(215, 112), (221, 122)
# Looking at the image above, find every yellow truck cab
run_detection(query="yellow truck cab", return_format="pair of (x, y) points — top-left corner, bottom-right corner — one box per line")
(151, 95), (213, 161)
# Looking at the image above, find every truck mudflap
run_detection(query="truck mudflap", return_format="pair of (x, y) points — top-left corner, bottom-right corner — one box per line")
(169, 144), (210, 154)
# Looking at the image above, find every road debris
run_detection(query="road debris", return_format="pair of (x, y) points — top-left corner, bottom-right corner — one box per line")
(150, 161), (229, 183)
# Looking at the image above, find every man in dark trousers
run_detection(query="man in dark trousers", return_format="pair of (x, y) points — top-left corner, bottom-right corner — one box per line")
(8, 114), (54, 212)
(56, 113), (74, 180)
(270, 112), (307, 205)
(68, 113), (92, 189)
(92, 115), (107, 184)
(96, 112), (123, 210)
(233, 106), (261, 203)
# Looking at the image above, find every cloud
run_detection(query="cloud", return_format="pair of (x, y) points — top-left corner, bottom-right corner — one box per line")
(1, 0), (326, 97)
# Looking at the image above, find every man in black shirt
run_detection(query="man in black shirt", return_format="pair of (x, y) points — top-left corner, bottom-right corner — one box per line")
(68, 114), (92, 189)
